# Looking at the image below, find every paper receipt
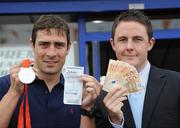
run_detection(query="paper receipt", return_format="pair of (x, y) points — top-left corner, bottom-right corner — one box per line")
(63, 66), (84, 105)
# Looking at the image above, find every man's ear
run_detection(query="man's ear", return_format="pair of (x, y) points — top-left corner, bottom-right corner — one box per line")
(148, 37), (155, 51)
(29, 38), (35, 52)
(66, 41), (72, 55)
(110, 38), (116, 52)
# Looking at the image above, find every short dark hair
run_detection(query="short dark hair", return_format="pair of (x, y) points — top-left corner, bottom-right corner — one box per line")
(31, 15), (70, 45)
(111, 9), (153, 40)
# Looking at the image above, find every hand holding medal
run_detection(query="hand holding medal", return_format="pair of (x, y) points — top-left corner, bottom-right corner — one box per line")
(17, 59), (35, 128)
(18, 59), (35, 84)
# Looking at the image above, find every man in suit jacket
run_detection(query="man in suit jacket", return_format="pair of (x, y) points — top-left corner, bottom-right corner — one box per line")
(95, 10), (180, 128)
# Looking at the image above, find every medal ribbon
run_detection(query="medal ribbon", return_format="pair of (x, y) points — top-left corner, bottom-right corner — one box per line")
(18, 84), (31, 128)
(18, 59), (32, 128)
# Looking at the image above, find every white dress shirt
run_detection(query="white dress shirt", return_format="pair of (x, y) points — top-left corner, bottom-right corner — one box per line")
(111, 61), (150, 128)
(128, 61), (150, 128)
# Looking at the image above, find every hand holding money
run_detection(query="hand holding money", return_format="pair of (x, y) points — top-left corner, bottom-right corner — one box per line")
(103, 59), (143, 95)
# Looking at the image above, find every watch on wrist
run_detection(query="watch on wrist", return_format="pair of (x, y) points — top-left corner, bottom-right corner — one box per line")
(81, 106), (96, 118)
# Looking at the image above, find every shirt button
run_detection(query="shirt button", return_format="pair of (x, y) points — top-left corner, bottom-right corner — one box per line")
(45, 90), (48, 94)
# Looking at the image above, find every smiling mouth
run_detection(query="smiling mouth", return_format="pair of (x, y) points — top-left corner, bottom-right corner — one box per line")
(44, 61), (58, 64)
(125, 55), (137, 57)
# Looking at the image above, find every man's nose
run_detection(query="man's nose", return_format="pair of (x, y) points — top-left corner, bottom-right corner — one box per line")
(47, 45), (57, 57)
(126, 40), (134, 50)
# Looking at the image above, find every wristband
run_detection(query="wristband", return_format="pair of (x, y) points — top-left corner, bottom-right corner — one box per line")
(81, 106), (96, 118)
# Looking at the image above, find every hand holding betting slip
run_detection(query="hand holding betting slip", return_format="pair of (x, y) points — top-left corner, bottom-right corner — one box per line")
(102, 59), (143, 94)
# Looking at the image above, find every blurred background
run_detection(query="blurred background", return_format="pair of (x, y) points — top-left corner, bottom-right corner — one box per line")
(0, 0), (180, 81)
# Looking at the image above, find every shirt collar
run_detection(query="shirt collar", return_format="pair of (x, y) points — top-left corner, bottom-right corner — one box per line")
(60, 73), (65, 86)
(139, 61), (150, 89)
(34, 73), (65, 87)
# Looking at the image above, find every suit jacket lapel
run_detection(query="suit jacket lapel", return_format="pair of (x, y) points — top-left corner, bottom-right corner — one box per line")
(123, 100), (136, 128)
(142, 66), (166, 128)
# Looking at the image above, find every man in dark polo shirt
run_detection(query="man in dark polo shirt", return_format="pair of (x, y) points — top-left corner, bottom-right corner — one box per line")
(0, 15), (100, 128)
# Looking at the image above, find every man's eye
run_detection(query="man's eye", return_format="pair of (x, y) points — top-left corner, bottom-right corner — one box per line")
(136, 38), (142, 41)
(39, 42), (49, 47)
(40, 43), (47, 46)
(118, 38), (127, 43)
(134, 38), (143, 43)
(55, 43), (65, 48)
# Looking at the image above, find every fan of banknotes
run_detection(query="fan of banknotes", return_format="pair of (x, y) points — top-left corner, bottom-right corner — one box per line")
(102, 59), (143, 94)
